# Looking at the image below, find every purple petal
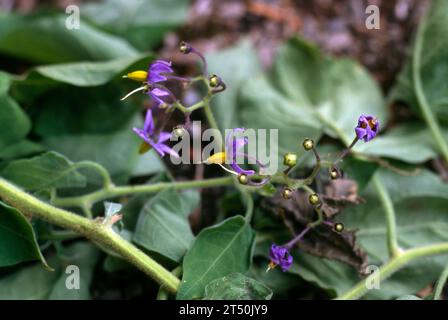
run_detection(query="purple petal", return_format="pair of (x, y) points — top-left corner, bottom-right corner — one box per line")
(230, 162), (255, 176)
(355, 127), (367, 140)
(157, 132), (172, 143)
(143, 109), (154, 134)
(151, 88), (170, 97)
(157, 143), (180, 158)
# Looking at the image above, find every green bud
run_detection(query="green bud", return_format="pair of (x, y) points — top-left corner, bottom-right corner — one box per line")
(330, 168), (339, 180)
(238, 174), (249, 185)
(308, 193), (320, 205)
(282, 188), (293, 200)
(179, 41), (192, 54)
(172, 125), (185, 138)
(302, 138), (314, 151)
(209, 74), (220, 88)
(334, 222), (344, 233)
(283, 153), (297, 167)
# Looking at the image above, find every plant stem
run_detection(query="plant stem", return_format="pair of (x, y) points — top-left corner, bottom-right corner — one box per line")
(243, 191), (254, 223)
(203, 100), (220, 132)
(434, 265), (448, 300)
(52, 176), (233, 209)
(372, 174), (401, 258)
(337, 242), (448, 300)
(0, 178), (180, 294)
(413, 14), (448, 163)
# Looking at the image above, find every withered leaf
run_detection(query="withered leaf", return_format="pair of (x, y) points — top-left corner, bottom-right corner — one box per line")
(261, 179), (368, 274)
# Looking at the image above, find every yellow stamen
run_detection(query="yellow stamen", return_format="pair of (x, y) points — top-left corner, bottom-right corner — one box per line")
(123, 70), (148, 82)
(204, 152), (226, 165)
(139, 142), (151, 154)
(368, 118), (377, 130)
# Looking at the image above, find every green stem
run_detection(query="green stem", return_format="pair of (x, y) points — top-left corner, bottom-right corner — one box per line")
(372, 174), (401, 258)
(243, 192), (254, 223)
(413, 14), (448, 163)
(434, 265), (448, 300)
(203, 100), (220, 133)
(52, 176), (233, 209)
(337, 242), (448, 300)
(73, 161), (113, 189)
(0, 178), (180, 294)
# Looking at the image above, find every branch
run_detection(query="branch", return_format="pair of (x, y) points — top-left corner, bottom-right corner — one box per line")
(0, 178), (180, 294)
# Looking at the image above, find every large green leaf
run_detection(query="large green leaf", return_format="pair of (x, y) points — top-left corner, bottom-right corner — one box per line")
(1, 151), (86, 192)
(177, 216), (255, 300)
(81, 0), (189, 50)
(0, 242), (99, 300)
(0, 95), (31, 149)
(42, 119), (144, 183)
(390, 0), (448, 125)
(204, 273), (273, 300)
(0, 13), (138, 64)
(355, 123), (448, 163)
(211, 38), (387, 170)
(341, 169), (448, 299)
(132, 189), (199, 262)
(0, 201), (49, 268)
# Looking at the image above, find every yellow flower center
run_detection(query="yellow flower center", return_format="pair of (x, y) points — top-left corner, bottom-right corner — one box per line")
(123, 70), (148, 82)
(204, 152), (226, 164)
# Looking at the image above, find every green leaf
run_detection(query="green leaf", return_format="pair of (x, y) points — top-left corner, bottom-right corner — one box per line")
(30, 55), (149, 87)
(177, 216), (255, 300)
(355, 123), (448, 163)
(204, 273), (273, 300)
(396, 295), (422, 300)
(341, 169), (448, 299)
(1, 151), (86, 192)
(0, 95), (31, 149)
(0, 242), (99, 299)
(390, 0), (448, 125)
(212, 38), (387, 170)
(81, 0), (189, 50)
(0, 201), (49, 268)
(0, 71), (11, 95)
(0, 140), (45, 160)
(132, 189), (199, 262)
(0, 13), (138, 64)
(42, 120), (142, 184)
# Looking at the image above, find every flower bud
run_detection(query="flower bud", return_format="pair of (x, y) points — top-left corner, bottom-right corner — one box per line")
(238, 174), (249, 185)
(172, 125), (185, 138)
(282, 188), (293, 200)
(330, 168), (339, 180)
(209, 74), (221, 88)
(334, 222), (344, 233)
(179, 41), (192, 54)
(308, 193), (320, 205)
(283, 153), (297, 167)
(302, 138), (314, 151)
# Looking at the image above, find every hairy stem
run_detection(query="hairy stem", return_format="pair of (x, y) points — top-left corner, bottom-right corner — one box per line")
(372, 174), (401, 258)
(0, 178), (180, 294)
(434, 265), (448, 300)
(337, 242), (448, 300)
(413, 14), (448, 163)
(52, 176), (233, 209)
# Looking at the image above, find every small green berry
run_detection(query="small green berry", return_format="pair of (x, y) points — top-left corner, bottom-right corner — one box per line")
(334, 222), (344, 233)
(179, 41), (191, 54)
(209, 74), (220, 87)
(283, 153), (297, 167)
(172, 125), (185, 138)
(282, 188), (293, 200)
(302, 138), (314, 151)
(308, 193), (320, 205)
(238, 174), (249, 185)
(330, 168), (339, 180)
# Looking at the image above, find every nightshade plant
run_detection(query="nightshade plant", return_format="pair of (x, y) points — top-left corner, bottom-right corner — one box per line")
(1, 0), (448, 301)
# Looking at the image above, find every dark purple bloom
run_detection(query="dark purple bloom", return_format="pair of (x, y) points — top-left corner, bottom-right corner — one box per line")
(133, 109), (179, 158)
(225, 128), (255, 176)
(355, 115), (379, 142)
(269, 244), (293, 272)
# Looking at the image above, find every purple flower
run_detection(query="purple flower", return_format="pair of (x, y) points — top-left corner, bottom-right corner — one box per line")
(225, 128), (255, 176)
(133, 109), (179, 158)
(355, 115), (379, 142)
(269, 244), (293, 272)
(147, 60), (173, 83)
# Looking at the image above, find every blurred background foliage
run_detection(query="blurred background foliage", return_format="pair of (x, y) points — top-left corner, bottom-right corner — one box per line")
(0, 0), (447, 300)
